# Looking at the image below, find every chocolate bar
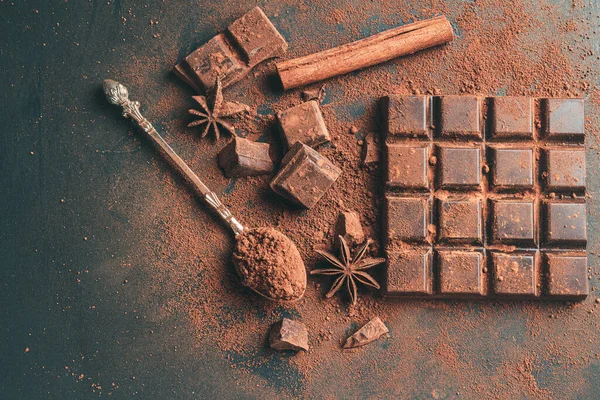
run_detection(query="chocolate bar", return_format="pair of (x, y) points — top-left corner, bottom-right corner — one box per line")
(381, 95), (588, 300)
(174, 7), (287, 92)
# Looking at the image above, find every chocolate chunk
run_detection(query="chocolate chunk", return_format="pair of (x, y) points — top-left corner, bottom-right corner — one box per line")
(490, 147), (534, 189)
(269, 318), (309, 351)
(227, 6), (288, 67)
(437, 146), (482, 189)
(334, 211), (365, 247)
(491, 199), (536, 244)
(385, 247), (433, 296)
(490, 97), (533, 139)
(439, 96), (481, 139)
(361, 133), (380, 165)
(545, 98), (585, 139)
(343, 317), (389, 349)
(438, 250), (484, 296)
(218, 137), (274, 177)
(492, 252), (539, 297)
(270, 142), (341, 208)
(382, 95), (429, 138)
(544, 148), (586, 190)
(385, 196), (430, 243)
(545, 201), (587, 246)
(545, 253), (588, 299)
(277, 101), (331, 150)
(437, 197), (482, 244)
(386, 144), (429, 189)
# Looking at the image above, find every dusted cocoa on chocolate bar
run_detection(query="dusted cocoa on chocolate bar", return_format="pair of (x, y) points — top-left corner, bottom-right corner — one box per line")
(382, 95), (588, 300)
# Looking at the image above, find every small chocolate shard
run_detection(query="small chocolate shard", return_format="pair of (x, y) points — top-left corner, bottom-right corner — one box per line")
(301, 85), (326, 103)
(218, 137), (274, 177)
(269, 318), (309, 351)
(343, 317), (389, 349)
(361, 133), (380, 165)
(334, 211), (365, 248)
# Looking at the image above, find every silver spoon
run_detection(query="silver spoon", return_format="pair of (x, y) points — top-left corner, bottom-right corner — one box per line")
(102, 79), (306, 302)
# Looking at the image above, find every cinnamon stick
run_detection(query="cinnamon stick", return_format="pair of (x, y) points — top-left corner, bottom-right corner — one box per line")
(276, 16), (454, 90)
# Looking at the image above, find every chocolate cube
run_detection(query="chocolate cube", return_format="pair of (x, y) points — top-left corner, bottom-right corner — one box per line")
(490, 147), (534, 190)
(385, 196), (430, 243)
(492, 252), (539, 297)
(544, 148), (586, 190)
(437, 146), (481, 189)
(438, 250), (484, 296)
(385, 247), (433, 296)
(491, 199), (536, 245)
(218, 137), (274, 177)
(545, 201), (587, 246)
(490, 97), (533, 139)
(545, 98), (585, 139)
(439, 96), (481, 139)
(546, 253), (588, 299)
(183, 33), (249, 91)
(269, 318), (309, 351)
(227, 6), (288, 67)
(382, 95), (429, 138)
(270, 142), (341, 208)
(386, 144), (429, 189)
(437, 197), (482, 244)
(277, 101), (330, 149)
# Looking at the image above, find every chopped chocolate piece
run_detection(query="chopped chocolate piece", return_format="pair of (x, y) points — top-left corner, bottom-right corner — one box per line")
(492, 252), (539, 296)
(383, 95), (429, 138)
(545, 98), (585, 138)
(491, 199), (536, 244)
(490, 97), (533, 139)
(437, 197), (482, 244)
(361, 133), (380, 165)
(490, 147), (534, 189)
(301, 85), (326, 103)
(269, 318), (309, 351)
(227, 6), (288, 67)
(385, 196), (430, 243)
(276, 101), (331, 149)
(545, 253), (589, 299)
(386, 144), (429, 189)
(545, 201), (587, 245)
(544, 148), (586, 190)
(218, 137), (274, 177)
(183, 33), (249, 92)
(343, 317), (389, 349)
(270, 142), (341, 208)
(385, 247), (433, 295)
(439, 96), (481, 139)
(437, 146), (481, 189)
(438, 250), (484, 296)
(334, 211), (365, 247)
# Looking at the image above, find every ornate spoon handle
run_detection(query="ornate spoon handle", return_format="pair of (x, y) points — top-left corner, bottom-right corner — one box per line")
(102, 79), (244, 236)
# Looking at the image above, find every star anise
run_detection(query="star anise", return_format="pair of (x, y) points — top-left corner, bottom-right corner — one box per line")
(311, 236), (385, 305)
(188, 77), (250, 140)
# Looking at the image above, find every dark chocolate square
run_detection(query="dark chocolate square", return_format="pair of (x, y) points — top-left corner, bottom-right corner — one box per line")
(438, 250), (484, 295)
(490, 147), (534, 190)
(227, 6), (288, 67)
(491, 199), (535, 244)
(218, 137), (274, 177)
(277, 101), (330, 150)
(270, 142), (341, 208)
(490, 97), (533, 139)
(437, 198), (482, 244)
(437, 146), (481, 189)
(545, 98), (585, 138)
(545, 201), (587, 246)
(386, 144), (429, 189)
(544, 148), (586, 190)
(439, 96), (481, 139)
(385, 196), (430, 243)
(546, 253), (589, 299)
(492, 252), (538, 296)
(383, 95), (428, 138)
(385, 247), (433, 295)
